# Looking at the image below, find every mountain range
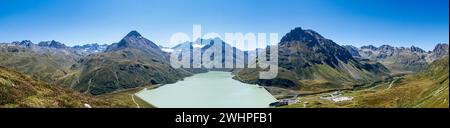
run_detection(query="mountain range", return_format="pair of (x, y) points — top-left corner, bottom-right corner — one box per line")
(0, 40), (82, 83)
(0, 27), (448, 108)
(343, 43), (449, 73)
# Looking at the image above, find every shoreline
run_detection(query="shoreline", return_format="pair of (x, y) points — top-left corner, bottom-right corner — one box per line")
(134, 87), (159, 108)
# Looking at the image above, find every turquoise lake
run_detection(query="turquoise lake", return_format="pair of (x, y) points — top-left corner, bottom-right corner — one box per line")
(135, 71), (277, 108)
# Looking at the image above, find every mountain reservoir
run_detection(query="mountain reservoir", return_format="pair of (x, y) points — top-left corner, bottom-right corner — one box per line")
(135, 71), (277, 108)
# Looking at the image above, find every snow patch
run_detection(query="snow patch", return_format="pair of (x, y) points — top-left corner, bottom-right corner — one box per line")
(162, 48), (174, 53)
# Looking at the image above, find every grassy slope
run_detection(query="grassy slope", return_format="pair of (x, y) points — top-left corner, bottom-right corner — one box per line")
(356, 56), (448, 108)
(0, 46), (78, 83)
(283, 56), (449, 108)
(74, 48), (191, 95)
(96, 86), (155, 108)
(0, 66), (137, 108)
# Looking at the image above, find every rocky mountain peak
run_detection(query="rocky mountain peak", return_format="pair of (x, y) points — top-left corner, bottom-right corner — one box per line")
(280, 27), (324, 43)
(432, 43), (449, 57)
(278, 27), (356, 71)
(106, 30), (159, 52)
(410, 46), (425, 53)
(12, 40), (34, 47)
(378, 45), (394, 51)
(361, 45), (378, 50)
(38, 40), (67, 49)
(125, 30), (142, 38)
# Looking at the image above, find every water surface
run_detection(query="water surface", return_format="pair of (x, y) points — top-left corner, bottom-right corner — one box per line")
(135, 71), (277, 108)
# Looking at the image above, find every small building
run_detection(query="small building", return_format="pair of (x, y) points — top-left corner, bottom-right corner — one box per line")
(269, 97), (300, 107)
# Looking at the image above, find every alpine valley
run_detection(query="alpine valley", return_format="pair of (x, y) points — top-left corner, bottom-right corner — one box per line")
(1, 28), (448, 108)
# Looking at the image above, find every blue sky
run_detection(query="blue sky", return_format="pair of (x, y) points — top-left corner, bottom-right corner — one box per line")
(0, 0), (448, 50)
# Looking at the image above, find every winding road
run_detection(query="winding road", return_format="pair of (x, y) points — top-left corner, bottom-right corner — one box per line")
(386, 78), (399, 90)
(131, 94), (140, 108)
